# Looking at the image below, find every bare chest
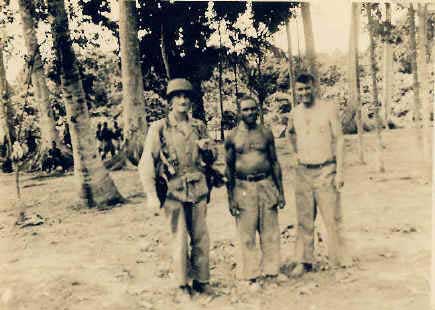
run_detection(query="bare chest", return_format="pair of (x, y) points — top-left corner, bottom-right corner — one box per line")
(233, 130), (268, 154)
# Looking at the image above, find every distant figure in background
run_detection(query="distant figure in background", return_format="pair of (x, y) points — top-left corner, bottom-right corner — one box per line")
(1, 137), (13, 173)
(63, 123), (72, 149)
(96, 122), (103, 158)
(45, 141), (63, 173)
(25, 129), (37, 154)
(0, 136), (9, 158)
(113, 121), (123, 153)
(101, 122), (114, 160)
(11, 141), (25, 162)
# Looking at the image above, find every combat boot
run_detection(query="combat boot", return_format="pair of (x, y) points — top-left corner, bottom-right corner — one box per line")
(174, 285), (192, 303)
(192, 280), (214, 296)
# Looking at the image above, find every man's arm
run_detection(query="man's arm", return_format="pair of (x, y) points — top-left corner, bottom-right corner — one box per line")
(330, 104), (344, 186)
(138, 123), (161, 203)
(266, 129), (285, 208)
(224, 135), (235, 203)
(287, 111), (298, 165)
(197, 122), (218, 165)
(224, 134), (238, 215)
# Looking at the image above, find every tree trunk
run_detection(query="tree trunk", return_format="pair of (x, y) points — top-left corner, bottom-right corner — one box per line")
(417, 4), (431, 162)
(0, 40), (13, 150)
(119, 0), (148, 165)
(383, 3), (393, 130)
(233, 61), (240, 114)
(48, 0), (124, 209)
(160, 23), (171, 80)
(18, 0), (61, 151)
(408, 4), (424, 157)
(349, 2), (365, 164)
(190, 79), (207, 123)
(286, 19), (297, 109)
(367, 4), (385, 173)
(256, 56), (265, 125)
(218, 22), (225, 141)
(301, 2), (319, 89)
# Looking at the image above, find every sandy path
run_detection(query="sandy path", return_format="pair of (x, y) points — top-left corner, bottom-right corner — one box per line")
(0, 128), (430, 310)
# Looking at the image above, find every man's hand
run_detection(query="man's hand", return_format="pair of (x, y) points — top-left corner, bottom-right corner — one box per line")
(335, 173), (344, 190)
(278, 193), (286, 209)
(146, 194), (161, 216)
(289, 154), (299, 168)
(229, 200), (240, 217)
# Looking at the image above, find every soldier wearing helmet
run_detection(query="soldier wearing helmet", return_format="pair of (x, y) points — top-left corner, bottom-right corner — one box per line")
(138, 78), (217, 299)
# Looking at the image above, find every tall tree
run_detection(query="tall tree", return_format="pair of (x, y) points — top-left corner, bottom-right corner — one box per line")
(119, 0), (147, 164)
(382, 3), (393, 130)
(233, 61), (240, 113)
(18, 0), (63, 153)
(367, 3), (385, 173)
(160, 23), (171, 79)
(217, 21), (225, 141)
(348, 2), (365, 164)
(48, 0), (123, 209)
(227, 2), (296, 124)
(301, 2), (319, 87)
(82, 1), (294, 123)
(417, 4), (431, 162)
(408, 4), (424, 156)
(0, 38), (13, 150)
(0, 6), (16, 148)
(285, 18), (297, 108)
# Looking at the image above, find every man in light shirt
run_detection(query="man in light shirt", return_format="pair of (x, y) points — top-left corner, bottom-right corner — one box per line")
(287, 73), (351, 277)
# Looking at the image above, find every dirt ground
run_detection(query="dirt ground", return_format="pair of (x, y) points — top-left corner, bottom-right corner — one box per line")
(0, 128), (431, 310)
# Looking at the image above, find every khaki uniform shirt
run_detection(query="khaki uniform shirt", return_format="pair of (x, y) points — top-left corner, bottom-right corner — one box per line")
(139, 112), (216, 203)
(288, 100), (339, 165)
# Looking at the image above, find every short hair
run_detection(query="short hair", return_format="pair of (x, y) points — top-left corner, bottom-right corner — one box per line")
(239, 95), (258, 105)
(296, 73), (316, 84)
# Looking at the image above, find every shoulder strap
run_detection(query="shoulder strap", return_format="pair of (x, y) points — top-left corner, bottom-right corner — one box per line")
(157, 117), (178, 174)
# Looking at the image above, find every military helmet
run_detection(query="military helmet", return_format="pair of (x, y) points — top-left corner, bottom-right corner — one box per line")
(166, 78), (194, 100)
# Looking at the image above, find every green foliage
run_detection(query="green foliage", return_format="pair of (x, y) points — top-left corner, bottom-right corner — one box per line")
(78, 1), (297, 121)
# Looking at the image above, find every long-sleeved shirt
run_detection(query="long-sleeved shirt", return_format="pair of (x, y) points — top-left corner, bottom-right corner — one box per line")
(138, 112), (217, 203)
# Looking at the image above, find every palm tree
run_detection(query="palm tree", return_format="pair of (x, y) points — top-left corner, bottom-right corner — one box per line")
(348, 2), (365, 164)
(417, 4), (431, 162)
(367, 3), (385, 173)
(408, 4), (424, 157)
(48, 0), (124, 209)
(383, 3), (393, 130)
(301, 2), (319, 88)
(285, 18), (297, 108)
(0, 39), (13, 151)
(119, 0), (148, 165)
(18, 0), (62, 152)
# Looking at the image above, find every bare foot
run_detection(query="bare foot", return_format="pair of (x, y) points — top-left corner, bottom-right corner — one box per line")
(338, 255), (354, 268)
(331, 254), (353, 269)
(290, 263), (305, 278)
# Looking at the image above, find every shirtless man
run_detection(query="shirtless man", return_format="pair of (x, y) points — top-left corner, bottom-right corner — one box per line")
(288, 73), (351, 277)
(225, 95), (286, 287)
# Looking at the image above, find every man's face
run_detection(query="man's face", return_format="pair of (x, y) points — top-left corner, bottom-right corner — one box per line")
(240, 99), (258, 125)
(295, 81), (316, 107)
(170, 91), (192, 114)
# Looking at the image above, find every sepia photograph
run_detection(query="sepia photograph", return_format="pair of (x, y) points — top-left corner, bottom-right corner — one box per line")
(0, 0), (432, 309)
